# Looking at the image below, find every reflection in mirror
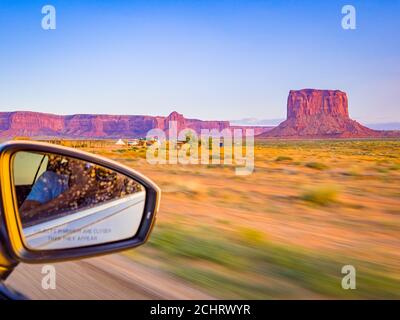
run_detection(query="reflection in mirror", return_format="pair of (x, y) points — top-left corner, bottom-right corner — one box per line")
(12, 151), (146, 250)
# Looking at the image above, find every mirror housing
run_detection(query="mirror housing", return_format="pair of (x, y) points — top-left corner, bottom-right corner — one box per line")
(0, 141), (160, 264)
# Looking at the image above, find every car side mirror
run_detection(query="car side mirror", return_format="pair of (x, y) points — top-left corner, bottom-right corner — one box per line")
(0, 141), (160, 263)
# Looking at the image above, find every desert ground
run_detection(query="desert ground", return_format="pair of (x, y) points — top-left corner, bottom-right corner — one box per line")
(78, 139), (400, 299)
(7, 139), (400, 299)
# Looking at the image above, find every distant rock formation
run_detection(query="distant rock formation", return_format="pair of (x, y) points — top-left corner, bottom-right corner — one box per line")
(2, 91), (396, 140)
(260, 89), (387, 138)
(0, 111), (271, 139)
(162, 111), (231, 133)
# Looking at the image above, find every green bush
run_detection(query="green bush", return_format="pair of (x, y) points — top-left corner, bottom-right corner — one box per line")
(305, 162), (328, 170)
(301, 186), (338, 205)
(275, 156), (293, 162)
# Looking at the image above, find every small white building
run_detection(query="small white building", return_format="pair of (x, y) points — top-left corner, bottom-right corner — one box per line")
(128, 139), (139, 146)
(115, 139), (126, 145)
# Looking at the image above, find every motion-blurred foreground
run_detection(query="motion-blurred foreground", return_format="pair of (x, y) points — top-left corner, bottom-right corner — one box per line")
(8, 139), (400, 299)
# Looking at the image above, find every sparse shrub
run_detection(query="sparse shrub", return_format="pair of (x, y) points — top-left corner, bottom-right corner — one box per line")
(342, 166), (361, 177)
(238, 227), (265, 246)
(390, 163), (400, 171)
(301, 186), (338, 205)
(113, 148), (127, 153)
(375, 166), (389, 174)
(162, 180), (204, 196)
(275, 156), (293, 162)
(343, 170), (360, 177)
(305, 162), (328, 170)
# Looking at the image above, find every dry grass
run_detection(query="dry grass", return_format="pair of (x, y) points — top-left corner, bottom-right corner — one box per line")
(77, 139), (400, 299)
(301, 185), (339, 206)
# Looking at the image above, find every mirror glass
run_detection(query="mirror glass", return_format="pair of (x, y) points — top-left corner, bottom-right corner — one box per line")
(12, 151), (146, 250)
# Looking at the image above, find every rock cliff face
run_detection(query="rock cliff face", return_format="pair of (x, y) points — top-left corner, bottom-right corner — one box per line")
(262, 89), (381, 138)
(287, 89), (349, 119)
(160, 111), (231, 133)
(0, 111), (271, 139)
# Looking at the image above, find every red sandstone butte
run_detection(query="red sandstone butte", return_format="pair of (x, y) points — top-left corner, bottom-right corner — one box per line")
(260, 89), (384, 138)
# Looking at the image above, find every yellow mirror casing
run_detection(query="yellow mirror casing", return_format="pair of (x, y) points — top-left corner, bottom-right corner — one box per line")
(0, 141), (160, 279)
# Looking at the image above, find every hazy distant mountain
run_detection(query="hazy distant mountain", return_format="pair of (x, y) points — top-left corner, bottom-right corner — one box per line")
(230, 118), (284, 126)
(366, 123), (400, 131)
(233, 118), (400, 131)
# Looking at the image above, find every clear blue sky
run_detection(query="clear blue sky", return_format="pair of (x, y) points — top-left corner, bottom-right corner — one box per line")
(0, 0), (399, 123)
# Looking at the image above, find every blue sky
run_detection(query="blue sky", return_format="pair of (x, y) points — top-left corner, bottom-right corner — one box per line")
(0, 0), (399, 122)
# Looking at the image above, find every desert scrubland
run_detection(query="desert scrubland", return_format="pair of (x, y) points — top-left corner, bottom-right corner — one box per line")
(66, 139), (400, 299)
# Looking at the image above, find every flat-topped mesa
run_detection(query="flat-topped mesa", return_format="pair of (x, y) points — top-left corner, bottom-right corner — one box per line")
(0, 110), (271, 139)
(287, 89), (349, 120)
(259, 89), (385, 138)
